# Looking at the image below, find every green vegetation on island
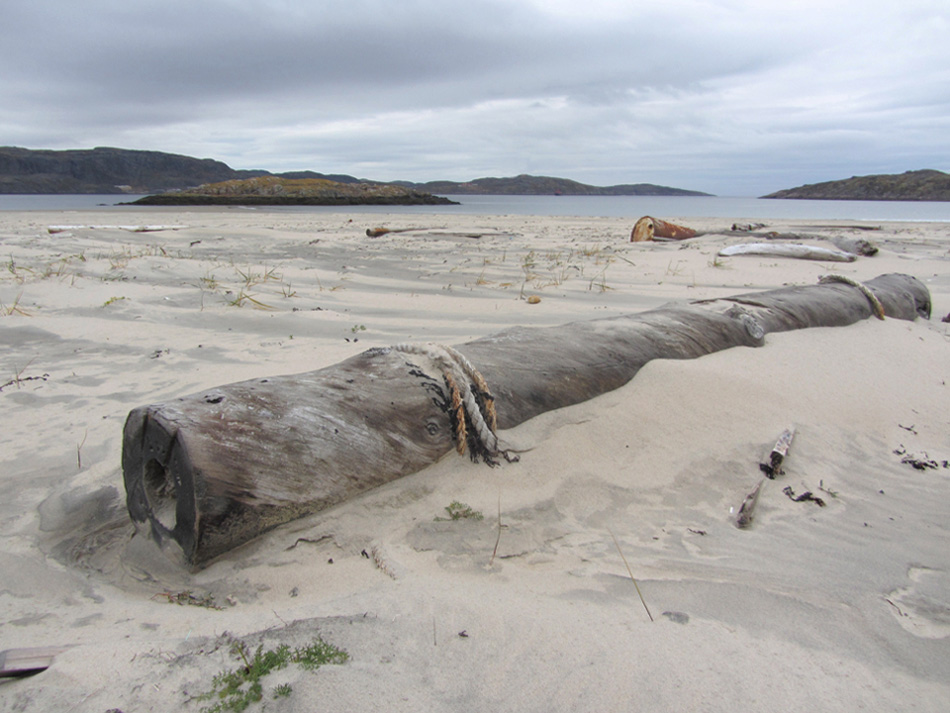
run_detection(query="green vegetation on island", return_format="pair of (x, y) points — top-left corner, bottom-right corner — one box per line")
(130, 176), (457, 206)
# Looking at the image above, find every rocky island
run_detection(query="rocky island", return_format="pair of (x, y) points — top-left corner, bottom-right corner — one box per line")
(396, 174), (711, 196)
(130, 176), (458, 206)
(762, 169), (950, 201)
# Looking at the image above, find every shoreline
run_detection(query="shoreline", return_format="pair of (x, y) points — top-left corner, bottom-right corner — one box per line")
(5, 194), (950, 221)
(1, 210), (947, 711)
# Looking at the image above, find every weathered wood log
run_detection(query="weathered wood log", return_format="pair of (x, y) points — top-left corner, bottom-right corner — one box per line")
(718, 242), (857, 262)
(630, 216), (698, 242)
(366, 226), (497, 239)
(122, 274), (930, 566)
(828, 235), (878, 256)
(365, 226), (431, 237)
(738, 231), (879, 257)
(47, 225), (182, 234)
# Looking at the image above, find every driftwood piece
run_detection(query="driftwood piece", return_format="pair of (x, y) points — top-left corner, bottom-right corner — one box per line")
(366, 226), (488, 239)
(828, 235), (878, 256)
(743, 231), (837, 241)
(737, 230), (879, 257)
(718, 242), (857, 262)
(735, 480), (765, 529)
(47, 225), (182, 234)
(631, 216), (698, 242)
(0, 647), (69, 678)
(365, 226), (435, 237)
(123, 274), (930, 566)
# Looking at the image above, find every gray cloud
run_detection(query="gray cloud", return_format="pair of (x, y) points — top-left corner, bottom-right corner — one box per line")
(1, 0), (947, 195)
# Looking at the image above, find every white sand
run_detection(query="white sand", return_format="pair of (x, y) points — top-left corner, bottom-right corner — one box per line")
(0, 209), (948, 712)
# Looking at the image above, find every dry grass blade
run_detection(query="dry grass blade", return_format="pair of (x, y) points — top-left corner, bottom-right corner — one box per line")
(1, 292), (31, 317)
(489, 493), (503, 566)
(77, 430), (87, 470)
(608, 528), (654, 622)
(13, 357), (37, 389)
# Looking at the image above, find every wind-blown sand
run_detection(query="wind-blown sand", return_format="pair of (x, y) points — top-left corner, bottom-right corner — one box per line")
(1, 209), (948, 712)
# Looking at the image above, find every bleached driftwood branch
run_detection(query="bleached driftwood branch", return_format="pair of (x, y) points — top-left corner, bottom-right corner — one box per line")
(718, 242), (857, 262)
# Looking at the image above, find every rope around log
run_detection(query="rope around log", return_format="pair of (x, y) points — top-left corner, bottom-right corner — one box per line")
(818, 274), (886, 320)
(393, 342), (515, 464)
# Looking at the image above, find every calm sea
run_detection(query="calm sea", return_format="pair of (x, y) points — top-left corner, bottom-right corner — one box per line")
(2, 193), (949, 221)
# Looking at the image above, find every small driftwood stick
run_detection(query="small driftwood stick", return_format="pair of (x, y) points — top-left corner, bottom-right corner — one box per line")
(630, 216), (698, 242)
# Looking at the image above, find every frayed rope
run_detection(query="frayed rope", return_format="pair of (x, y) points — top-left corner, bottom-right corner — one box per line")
(393, 342), (516, 465)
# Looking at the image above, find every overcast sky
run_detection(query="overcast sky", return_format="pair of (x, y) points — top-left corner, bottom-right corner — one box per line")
(2, 0), (947, 195)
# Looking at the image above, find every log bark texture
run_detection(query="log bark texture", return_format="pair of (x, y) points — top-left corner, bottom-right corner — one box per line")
(123, 273), (931, 566)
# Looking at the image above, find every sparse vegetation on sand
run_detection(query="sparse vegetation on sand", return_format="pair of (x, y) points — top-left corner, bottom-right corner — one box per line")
(435, 501), (484, 521)
(197, 638), (348, 712)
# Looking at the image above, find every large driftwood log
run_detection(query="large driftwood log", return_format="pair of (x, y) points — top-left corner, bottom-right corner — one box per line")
(123, 274), (930, 566)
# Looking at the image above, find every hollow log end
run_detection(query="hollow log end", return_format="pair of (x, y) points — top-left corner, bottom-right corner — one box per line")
(122, 407), (199, 566)
(631, 216), (655, 242)
(631, 216), (697, 241)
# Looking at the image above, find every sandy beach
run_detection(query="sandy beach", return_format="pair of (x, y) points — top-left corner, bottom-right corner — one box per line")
(1, 208), (948, 712)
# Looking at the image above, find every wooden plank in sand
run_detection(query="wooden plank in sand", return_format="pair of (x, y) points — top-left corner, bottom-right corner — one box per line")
(122, 273), (931, 567)
(0, 647), (69, 678)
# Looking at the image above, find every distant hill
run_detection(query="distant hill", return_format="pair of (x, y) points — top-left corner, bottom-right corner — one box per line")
(0, 146), (710, 197)
(398, 174), (711, 196)
(131, 176), (457, 206)
(762, 170), (950, 201)
(0, 146), (264, 194)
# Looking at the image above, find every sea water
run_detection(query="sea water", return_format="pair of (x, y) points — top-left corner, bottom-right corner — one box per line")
(1, 193), (949, 221)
